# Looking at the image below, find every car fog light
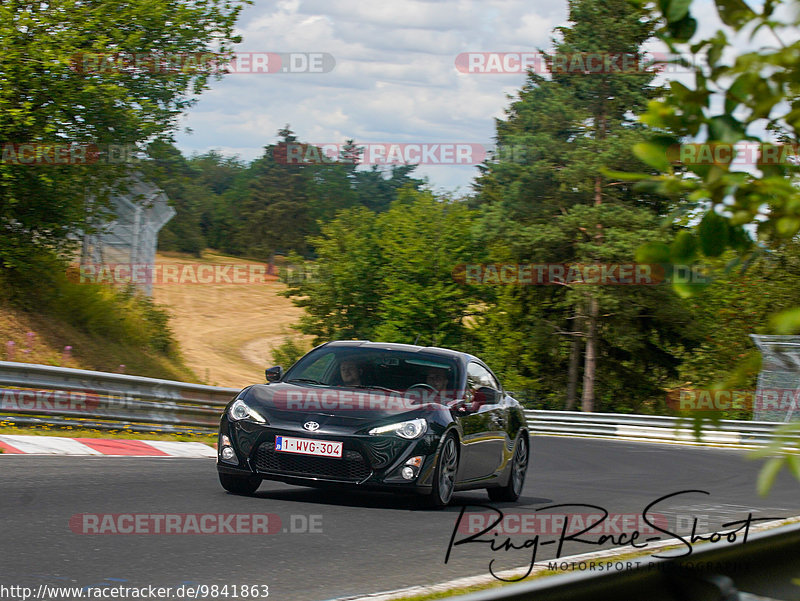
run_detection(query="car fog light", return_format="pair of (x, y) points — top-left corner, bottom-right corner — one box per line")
(401, 456), (423, 480)
(221, 446), (236, 461)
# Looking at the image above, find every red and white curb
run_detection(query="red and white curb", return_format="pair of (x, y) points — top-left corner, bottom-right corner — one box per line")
(0, 435), (216, 457)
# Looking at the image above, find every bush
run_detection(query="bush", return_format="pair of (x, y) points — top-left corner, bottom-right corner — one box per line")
(0, 251), (178, 356)
(269, 337), (309, 369)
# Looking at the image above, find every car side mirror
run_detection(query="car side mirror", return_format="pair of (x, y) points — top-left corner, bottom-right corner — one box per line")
(265, 366), (284, 383)
(474, 386), (500, 407)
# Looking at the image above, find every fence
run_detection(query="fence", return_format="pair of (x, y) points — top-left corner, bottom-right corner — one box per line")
(523, 409), (800, 447)
(751, 334), (800, 422)
(80, 173), (175, 296)
(0, 360), (237, 434)
(2, 360), (797, 600)
(1, 361), (799, 447)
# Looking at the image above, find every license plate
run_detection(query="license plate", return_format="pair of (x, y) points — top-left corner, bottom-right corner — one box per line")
(275, 435), (343, 458)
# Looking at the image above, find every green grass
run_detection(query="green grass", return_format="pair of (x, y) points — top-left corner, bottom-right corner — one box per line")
(0, 250), (199, 382)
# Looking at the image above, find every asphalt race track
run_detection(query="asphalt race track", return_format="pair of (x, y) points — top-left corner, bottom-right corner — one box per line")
(2, 436), (799, 601)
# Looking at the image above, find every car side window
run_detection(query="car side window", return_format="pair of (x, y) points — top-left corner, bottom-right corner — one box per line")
(467, 361), (500, 392)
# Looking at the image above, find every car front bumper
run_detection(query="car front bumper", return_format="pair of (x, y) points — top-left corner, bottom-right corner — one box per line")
(216, 417), (442, 492)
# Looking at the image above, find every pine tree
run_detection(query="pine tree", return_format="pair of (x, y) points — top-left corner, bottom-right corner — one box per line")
(234, 127), (314, 258)
(474, 0), (697, 411)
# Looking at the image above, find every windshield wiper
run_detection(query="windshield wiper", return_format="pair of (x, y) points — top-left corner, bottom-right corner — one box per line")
(286, 378), (326, 386)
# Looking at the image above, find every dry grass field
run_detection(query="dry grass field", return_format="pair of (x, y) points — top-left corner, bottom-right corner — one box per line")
(0, 301), (197, 382)
(152, 251), (309, 387)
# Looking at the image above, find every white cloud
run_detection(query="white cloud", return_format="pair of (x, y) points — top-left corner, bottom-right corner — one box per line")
(179, 0), (786, 191)
(174, 0), (557, 190)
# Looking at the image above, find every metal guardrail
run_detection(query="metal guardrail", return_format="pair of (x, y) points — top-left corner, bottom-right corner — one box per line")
(0, 360), (239, 433)
(524, 409), (800, 447)
(0, 361), (798, 445)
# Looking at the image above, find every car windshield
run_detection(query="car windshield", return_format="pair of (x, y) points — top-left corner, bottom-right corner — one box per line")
(284, 346), (460, 394)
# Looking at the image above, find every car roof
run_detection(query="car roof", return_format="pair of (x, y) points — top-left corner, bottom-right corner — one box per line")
(321, 340), (477, 363)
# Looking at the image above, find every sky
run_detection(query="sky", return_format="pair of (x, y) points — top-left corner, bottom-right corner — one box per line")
(173, 0), (571, 193)
(172, 0), (784, 194)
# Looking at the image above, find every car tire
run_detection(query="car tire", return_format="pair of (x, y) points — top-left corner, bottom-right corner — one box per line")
(424, 433), (459, 509)
(487, 435), (528, 503)
(219, 472), (261, 495)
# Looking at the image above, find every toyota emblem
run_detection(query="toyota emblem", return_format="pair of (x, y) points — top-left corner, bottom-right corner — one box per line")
(303, 421), (320, 432)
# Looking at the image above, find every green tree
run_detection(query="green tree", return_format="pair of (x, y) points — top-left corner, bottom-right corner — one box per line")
(628, 0), (799, 318)
(283, 206), (386, 342)
(144, 141), (212, 256)
(185, 150), (245, 251)
(194, 132), (427, 259)
(186, 150), (245, 196)
(373, 189), (479, 348)
(0, 0), (248, 270)
(474, 0), (697, 411)
(675, 244), (800, 409)
(355, 165), (426, 213)
(233, 127), (315, 258)
(283, 189), (479, 347)
(624, 0), (800, 490)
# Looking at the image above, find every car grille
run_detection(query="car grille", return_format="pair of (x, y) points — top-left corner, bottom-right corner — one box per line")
(254, 442), (371, 482)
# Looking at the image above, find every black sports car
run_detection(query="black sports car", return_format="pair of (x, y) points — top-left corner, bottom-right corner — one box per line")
(216, 340), (530, 506)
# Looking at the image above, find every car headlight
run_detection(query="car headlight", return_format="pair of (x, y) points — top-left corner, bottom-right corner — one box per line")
(369, 418), (427, 439)
(228, 399), (267, 423)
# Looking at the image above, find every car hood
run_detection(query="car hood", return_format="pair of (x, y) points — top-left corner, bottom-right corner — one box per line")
(239, 382), (440, 431)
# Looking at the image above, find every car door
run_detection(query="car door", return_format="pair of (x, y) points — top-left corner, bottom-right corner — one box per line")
(456, 361), (506, 482)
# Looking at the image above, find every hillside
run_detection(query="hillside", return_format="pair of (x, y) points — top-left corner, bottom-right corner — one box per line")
(151, 251), (308, 387)
(0, 303), (197, 382)
(0, 251), (308, 387)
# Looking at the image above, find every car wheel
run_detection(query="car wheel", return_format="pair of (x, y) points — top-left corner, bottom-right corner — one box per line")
(487, 435), (528, 503)
(219, 472), (261, 495)
(425, 433), (459, 508)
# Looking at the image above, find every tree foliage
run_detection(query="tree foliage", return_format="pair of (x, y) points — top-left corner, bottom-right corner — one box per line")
(627, 0), (800, 301)
(0, 0), (248, 270)
(626, 0), (800, 487)
(473, 0), (699, 411)
(184, 128), (427, 260)
(281, 189), (480, 349)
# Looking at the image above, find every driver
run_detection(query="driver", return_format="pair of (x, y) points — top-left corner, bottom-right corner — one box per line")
(426, 366), (449, 397)
(339, 359), (363, 386)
